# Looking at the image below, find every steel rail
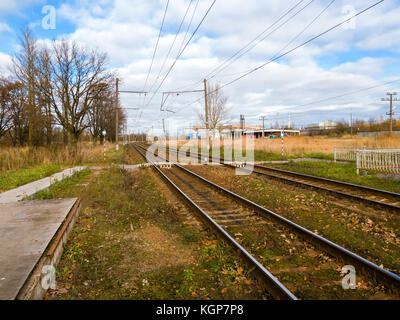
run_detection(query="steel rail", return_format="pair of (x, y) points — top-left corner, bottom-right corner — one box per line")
(134, 143), (400, 293)
(132, 143), (297, 300)
(161, 145), (400, 212)
(252, 165), (400, 211)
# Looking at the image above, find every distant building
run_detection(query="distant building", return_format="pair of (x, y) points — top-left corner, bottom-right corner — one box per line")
(190, 124), (300, 139)
(305, 120), (338, 131)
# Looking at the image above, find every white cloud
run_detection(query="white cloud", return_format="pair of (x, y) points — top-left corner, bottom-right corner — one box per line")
(0, 52), (12, 75)
(0, 22), (11, 33)
(0, 0), (45, 16)
(4, 0), (400, 131)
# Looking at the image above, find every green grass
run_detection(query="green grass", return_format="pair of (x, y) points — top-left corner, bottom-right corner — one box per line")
(0, 144), (137, 194)
(0, 164), (64, 192)
(50, 167), (266, 300)
(186, 166), (400, 277)
(31, 168), (92, 200)
(271, 161), (400, 193)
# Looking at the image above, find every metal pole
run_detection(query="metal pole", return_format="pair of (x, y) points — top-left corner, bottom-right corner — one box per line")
(390, 95), (393, 134)
(381, 92), (398, 135)
(350, 113), (353, 136)
(204, 79), (210, 159)
(115, 78), (119, 150)
(259, 116), (267, 139)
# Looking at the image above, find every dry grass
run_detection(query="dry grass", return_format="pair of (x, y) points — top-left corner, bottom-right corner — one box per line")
(251, 134), (400, 156)
(0, 142), (116, 171)
(171, 134), (400, 157)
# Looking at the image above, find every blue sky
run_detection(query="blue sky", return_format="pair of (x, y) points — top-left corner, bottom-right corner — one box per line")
(1, 0), (400, 134)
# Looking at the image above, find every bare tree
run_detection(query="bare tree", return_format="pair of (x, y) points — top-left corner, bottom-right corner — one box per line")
(0, 77), (12, 138)
(36, 47), (54, 145)
(0, 78), (29, 145)
(37, 40), (111, 146)
(12, 28), (43, 146)
(199, 83), (228, 131)
(87, 80), (116, 145)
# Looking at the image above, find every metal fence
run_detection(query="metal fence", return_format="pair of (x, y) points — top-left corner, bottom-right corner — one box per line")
(334, 147), (400, 174)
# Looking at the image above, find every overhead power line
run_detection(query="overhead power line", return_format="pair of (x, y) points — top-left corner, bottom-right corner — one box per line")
(174, 0), (311, 92)
(165, 0), (386, 118)
(143, 0), (217, 110)
(297, 78), (400, 108)
(220, 0), (385, 90)
(146, 0), (194, 98)
(141, 0), (170, 94)
(207, 0), (336, 86)
(178, 0), (201, 56)
(206, 0), (315, 81)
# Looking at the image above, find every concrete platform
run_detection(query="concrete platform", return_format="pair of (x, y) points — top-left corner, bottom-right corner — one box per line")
(0, 167), (85, 204)
(0, 198), (79, 300)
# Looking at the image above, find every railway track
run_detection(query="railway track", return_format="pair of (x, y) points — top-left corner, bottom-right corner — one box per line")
(247, 164), (400, 212)
(154, 144), (400, 212)
(133, 143), (400, 300)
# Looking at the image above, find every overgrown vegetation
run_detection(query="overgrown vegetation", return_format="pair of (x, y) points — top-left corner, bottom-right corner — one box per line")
(0, 163), (62, 192)
(41, 167), (266, 300)
(271, 161), (400, 193)
(172, 134), (400, 161)
(186, 165), (400, 277)
(32, 168), (91, 200)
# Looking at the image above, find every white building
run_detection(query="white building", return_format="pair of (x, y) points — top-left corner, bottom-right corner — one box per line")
(305, 120), (338, 131)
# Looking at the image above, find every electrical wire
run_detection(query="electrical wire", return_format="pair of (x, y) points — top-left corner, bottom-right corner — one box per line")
(146, 0), (194, 99)
(141, 0), (170, 94)
(143, 0), (217, 110)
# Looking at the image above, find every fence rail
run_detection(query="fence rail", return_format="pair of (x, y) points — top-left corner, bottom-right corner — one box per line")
(334, 147), (400, 174)
(334, 147), (359, 162)
(357, 149), (400, 174)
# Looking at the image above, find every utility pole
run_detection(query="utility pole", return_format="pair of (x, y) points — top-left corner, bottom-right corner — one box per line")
(115, 78), (119, 150)
(114, 82), (148, 149)
(204, 79), (210, 156)
(288, 113), (291, 129)
(350, 113), (353, 136)
(259, 116), (267, 138)
(204, 79), (209, 130)
(381, 92), (398, 134)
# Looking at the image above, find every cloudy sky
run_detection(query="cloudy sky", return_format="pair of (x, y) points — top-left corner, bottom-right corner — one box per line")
(1, 0), (400, 135)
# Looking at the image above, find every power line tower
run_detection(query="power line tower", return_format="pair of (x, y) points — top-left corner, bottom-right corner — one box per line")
(259, 116), (267, 138)
(381, 92), (399, 134)
(116, 77), (148, 149)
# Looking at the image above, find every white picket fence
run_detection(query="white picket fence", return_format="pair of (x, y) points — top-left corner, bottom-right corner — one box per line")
(334, 147), (400, 174)
(334, 147), (359, 162)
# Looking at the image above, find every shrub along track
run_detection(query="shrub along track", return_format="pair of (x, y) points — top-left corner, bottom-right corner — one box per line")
(134, 143), (400, 300)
